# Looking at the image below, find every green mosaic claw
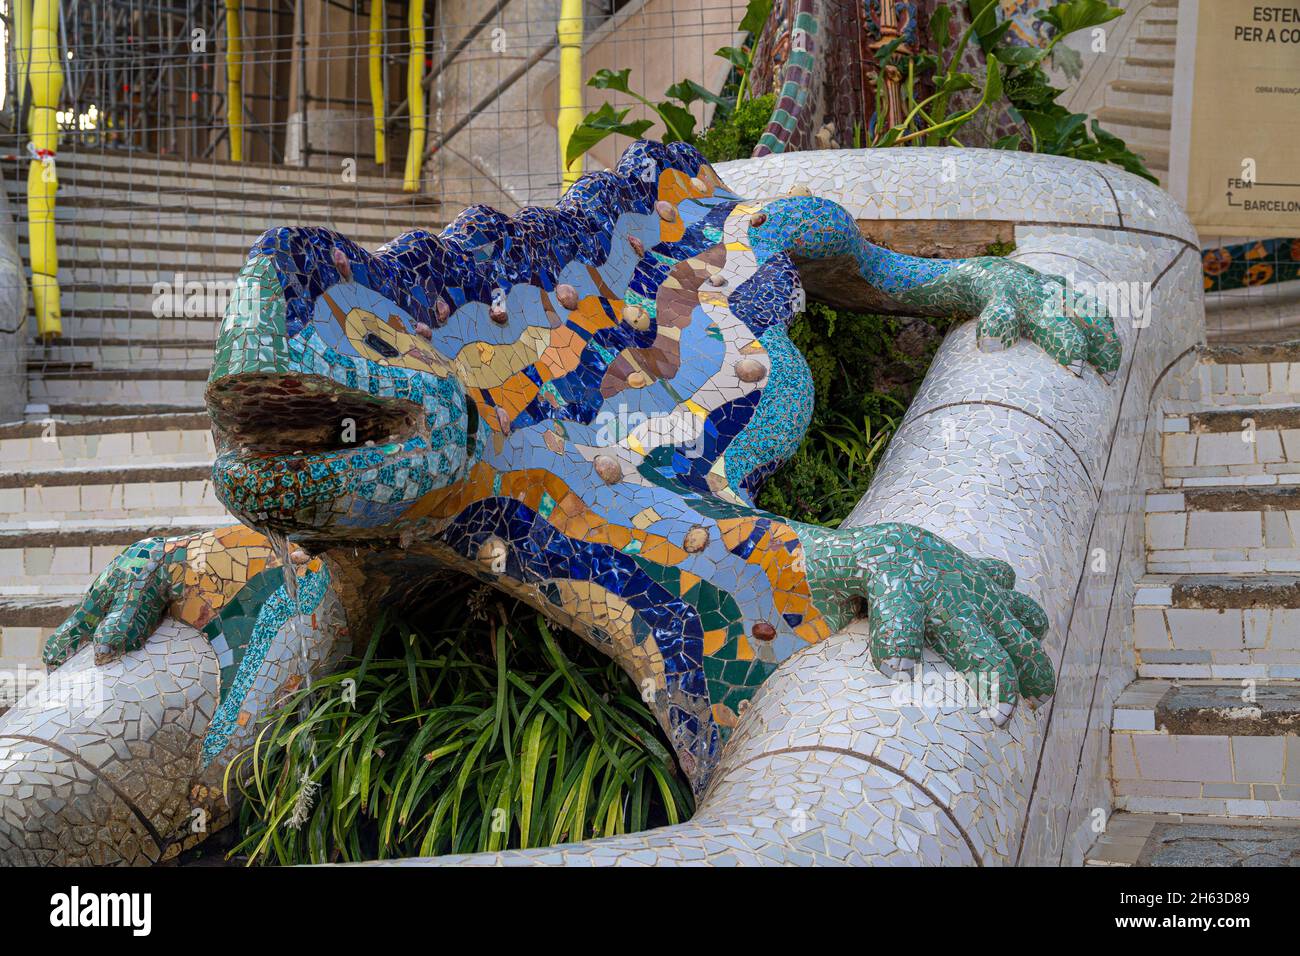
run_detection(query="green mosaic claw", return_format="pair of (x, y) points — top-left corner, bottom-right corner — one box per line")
(43, 536), (178, 667)
(896, 258), (1122, 382)
(801, 521), (1056, 723)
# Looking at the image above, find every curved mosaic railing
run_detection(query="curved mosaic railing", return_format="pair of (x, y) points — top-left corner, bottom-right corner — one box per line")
(373, 149), (1203, 866)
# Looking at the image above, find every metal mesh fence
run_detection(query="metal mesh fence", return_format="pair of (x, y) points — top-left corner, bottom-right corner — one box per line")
(0, 0), (744, 409)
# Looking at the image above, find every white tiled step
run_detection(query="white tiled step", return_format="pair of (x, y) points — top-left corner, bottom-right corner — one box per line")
(1145, 487), (1300, 573)
(1195, 344), (1300, 406)
(1133, 574), (1300, 679)
(7, 150), (417, 193)
(49, 314), (223, 342)
(26, 370), (209, 407)
(32, 342), (215, 373)
(1161, 406), (1300, 486)
(0, 516), (226, 591)
(0, 415), (213, 468)
(0, 462), (224, 523)
(1111, 680), (1300, 818)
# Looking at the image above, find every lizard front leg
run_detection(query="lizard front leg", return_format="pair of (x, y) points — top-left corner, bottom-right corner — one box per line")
(796, 520), (1055, 722)
(746, 195), (1122, 380)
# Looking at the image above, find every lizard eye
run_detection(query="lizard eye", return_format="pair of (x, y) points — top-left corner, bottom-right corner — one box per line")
(363, 332), (401, 359)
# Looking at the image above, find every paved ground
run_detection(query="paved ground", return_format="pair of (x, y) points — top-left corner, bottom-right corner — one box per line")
(1089, 812), (1300, 866)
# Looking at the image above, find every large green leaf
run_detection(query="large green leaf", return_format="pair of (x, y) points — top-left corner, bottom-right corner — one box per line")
(564, 102), (653, 167)
(1035, 0), (1123, 38)
(737, 0), (773, 36)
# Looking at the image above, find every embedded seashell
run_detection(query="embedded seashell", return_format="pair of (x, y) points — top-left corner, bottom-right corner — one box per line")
(751, 621), (777, 642)
(543, 428), (565, 454)
(734, 358), (767, 383)
(683, 526), (709, 553)
(750, 212), (767, 228)
(289, 549), (311, 565)
(655, 200), (678, 222)
(414, 322), (433, 341)
(555, 283), (580, 310)
(707, 271), (728, 287)
(787, 184), (811, 196)
(478, 536), (508, 570)
(331, 246), (352, 281)
(594, 455), (623, 484)
(622, 304), (651, 331)
(488, 304), (508, 324)
(628, 235), (645, 257)
(689, 176), (708, 193)
(435, 298), (451, 324)
(626, 371), (649, 388)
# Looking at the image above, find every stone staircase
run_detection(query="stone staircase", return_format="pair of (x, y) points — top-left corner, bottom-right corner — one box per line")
(1095, 0), (1178, 185)
(1089, 342), (1300, 866)
(0, 151), (442, 685)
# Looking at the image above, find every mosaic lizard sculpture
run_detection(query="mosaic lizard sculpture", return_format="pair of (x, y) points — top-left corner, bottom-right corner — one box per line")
(43, 141), (1119, 795)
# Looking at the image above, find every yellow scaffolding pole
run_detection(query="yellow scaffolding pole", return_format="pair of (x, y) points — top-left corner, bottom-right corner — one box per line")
(402, 0), (426, 192)
(556, 0), (584, 188)
(369, 0), (386, 165)
(27, 0), (61, 339)
(12, 0), (31, 123)
(224, 0), (244, 162)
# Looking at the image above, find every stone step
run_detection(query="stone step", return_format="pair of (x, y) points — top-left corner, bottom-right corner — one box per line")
(3, 184), (439, 232)
(1136, 16), (1178, 40)
(1145, 486), (1300, 574)
(1093, 108), (1172, 152)
(16, 150), (415, 194)
(0, 462), (223, 524)
(1161, 405), (1300, 487)
(1111, 78), (1174, 98)
(1105, 83), (1174, 113)
(1130, 35), (1176, 58)
(26, 367), (209, 408)
(26, 364), (208, 403)
(1086, 812), (1300, 866)
(1196, 343), (1300, 406)
(41, 311), (224, 342)
(0, 414), (213, 469)
(0, 516), (224, 592)
(1121, 54), (1176, 81)
(1111, 680), (1300, 818)
(20, 220), (409, 253)
(1133, 574), (1300, 679)
(0, 169), (431, 211)
(30, 341), (215, 373)
(20, 244), (258, 274)
(33, 286), (238, 320)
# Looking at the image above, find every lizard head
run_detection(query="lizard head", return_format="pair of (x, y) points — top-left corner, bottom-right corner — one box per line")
(206, 239), (482, 548)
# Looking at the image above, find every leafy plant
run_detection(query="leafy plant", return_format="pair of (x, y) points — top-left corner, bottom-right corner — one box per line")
(692, 93), (775, 163)
(872, 0), (1156, 181)
(227, 585), (693, 865)
(564, 0), (772, 168)
(756, 302), (947, 525)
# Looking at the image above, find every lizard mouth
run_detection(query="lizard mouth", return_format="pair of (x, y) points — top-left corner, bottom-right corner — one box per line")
(206, 371), (426, 457)
(205, 372), (437, 541)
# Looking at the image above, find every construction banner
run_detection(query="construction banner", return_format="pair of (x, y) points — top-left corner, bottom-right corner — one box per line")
(1169, 0), (1300, 238)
